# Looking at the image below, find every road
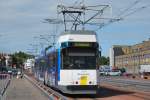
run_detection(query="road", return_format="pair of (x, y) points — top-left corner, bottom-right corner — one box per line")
(65, 85), (150, 100)
(100, 76), (150, 92)
(6, 77), (49, 100)
(65, 76), (150, 100)
(4, 75), (150, 100)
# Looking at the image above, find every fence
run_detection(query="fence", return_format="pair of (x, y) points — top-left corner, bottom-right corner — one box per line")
(0, 74), (11, 100)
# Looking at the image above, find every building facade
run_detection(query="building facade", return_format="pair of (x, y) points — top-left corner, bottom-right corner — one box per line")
(0, 53), (11, 67)
(110, 39), (150, 73)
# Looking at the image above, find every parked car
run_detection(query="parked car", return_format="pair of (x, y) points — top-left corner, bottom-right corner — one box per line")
(12, 68), (22, 75)
(0, 66), (12, 74)
(99, 71), (106, 75)
(108, 70), (121, 76)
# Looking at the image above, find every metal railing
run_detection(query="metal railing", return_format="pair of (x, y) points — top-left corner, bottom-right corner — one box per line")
(0, 74), (11, 100)
(25, 74), (67, 100)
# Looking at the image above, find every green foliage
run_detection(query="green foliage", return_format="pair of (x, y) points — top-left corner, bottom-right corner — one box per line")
(11, 51), (33, 68)
(99, 56), (109, 65)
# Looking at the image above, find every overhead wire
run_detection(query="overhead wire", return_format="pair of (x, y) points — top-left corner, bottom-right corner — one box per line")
(117, 0), (142, 17)
(94, 0), (148, 31)
(123, 6), (147, 18)
(50, 0), (148, 32)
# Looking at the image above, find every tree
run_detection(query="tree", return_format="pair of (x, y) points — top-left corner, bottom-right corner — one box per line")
(11, 51), (33, 68)
(99, 56), (109, 65)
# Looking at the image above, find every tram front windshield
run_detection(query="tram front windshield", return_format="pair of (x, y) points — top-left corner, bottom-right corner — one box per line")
(62, 48), (97, 69)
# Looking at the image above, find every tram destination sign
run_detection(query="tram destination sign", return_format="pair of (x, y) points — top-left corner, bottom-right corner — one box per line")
(61, 42), (98, 48)
(74, 42), (90, 47)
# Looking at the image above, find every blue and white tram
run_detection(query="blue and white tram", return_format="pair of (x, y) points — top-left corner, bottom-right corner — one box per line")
(35, 30), (100, 94)
(34, 55), (47, 82)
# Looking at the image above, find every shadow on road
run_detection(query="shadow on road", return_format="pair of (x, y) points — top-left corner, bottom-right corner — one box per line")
(97, 86), (134, 98)
(64, 86), (134, 98)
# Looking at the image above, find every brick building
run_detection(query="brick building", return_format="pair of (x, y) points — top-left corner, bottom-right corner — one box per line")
(110, 39), (150, 73)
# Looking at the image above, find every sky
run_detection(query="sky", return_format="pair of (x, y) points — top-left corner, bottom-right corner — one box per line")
(0, 0), (150, 56)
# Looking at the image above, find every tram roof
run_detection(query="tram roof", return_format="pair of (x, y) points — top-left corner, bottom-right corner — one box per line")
(60, 30), (96, 36)
(42, 30), (97, 55)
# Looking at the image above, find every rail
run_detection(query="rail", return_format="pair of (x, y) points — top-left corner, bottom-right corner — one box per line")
(0, 74), (11, 100)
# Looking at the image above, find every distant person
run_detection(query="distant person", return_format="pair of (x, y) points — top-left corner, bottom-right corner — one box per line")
(20, 71), (24, 79)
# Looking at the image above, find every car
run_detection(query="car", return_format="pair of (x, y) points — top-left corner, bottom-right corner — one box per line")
(0, 66), (12, 74)
(99, 71), (106, 75)
(11, 68), (22, 76)
(12, 69), (18, 75)
(108, 70), (121, 76)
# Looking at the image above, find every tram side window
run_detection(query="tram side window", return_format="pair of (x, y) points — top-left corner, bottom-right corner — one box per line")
(49, 53), (57, 67)
(55, 52), (58, 67)
(49, 54), (53, 67)
(53, 52), (56, 67)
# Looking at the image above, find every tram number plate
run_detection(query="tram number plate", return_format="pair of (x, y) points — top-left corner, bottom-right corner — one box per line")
(80, 76), (87, 85)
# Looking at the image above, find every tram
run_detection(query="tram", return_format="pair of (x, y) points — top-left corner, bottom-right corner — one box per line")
(34, 30), (100, 94)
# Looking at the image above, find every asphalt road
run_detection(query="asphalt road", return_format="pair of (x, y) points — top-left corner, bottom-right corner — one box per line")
(65, 85), (150, 100)
(6, 77), (49, 100)
(100, 76), (150, 92)
(65, 76), (150, 100)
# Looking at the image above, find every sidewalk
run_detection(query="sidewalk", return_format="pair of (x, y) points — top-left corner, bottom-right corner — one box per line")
(6, 77), (49, 100)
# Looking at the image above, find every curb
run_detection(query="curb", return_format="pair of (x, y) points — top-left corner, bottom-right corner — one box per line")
(24, 74), (67, 100)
